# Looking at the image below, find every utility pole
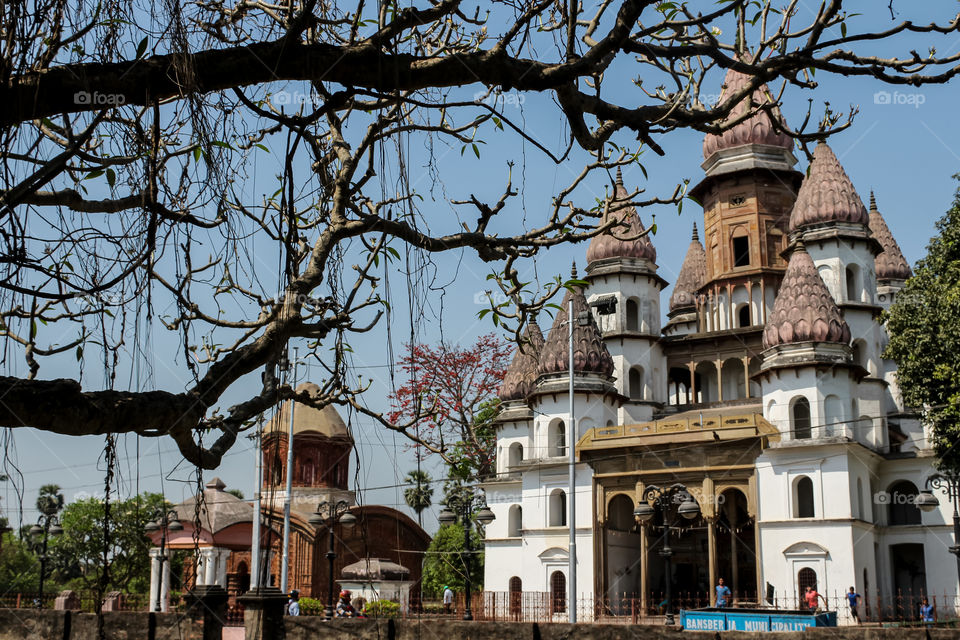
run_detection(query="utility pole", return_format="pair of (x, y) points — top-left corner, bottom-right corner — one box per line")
(567, 297), (577, 623)
(250, 415), (263, 590)
(280, 347), (298, 594)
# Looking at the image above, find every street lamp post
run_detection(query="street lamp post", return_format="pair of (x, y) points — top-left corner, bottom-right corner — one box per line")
(29, 513), (64, 608)
(308, 500), (357, 619)
(917, 471), (960, 585)
(437, 495), (495, 621)
(633, 483), (701, 625)
(144, 509), (183, 612)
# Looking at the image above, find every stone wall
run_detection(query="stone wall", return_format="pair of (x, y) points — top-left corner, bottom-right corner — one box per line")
(0, 610), (201, 640)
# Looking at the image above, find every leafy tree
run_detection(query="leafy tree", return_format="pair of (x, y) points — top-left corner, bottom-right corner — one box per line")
(47, 492), (173, 593)
(403, 470), (434, 527)
(226, 489), (245, 500)
(0, 2), (957, 468)
(0, 532), (39, 594)
(421, 523), (484, 599)
(885, 178), (960, 471)
(388, 336), (511, 477)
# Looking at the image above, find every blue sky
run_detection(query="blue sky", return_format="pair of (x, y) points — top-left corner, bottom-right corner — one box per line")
(5, 3), (960, 535)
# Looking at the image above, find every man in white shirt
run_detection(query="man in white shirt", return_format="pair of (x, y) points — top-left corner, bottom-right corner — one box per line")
(443, 586), (454, 614)
(286, 590), (300, 616)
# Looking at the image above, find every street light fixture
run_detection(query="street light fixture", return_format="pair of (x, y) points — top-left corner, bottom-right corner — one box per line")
(144, 508), (183, 612)
(437, 493), (495, 621)
(30, 512), (64, 608)
(309, 500), (356, 619)
(634, 484), (701, 625)
(923, 472), (960, 581)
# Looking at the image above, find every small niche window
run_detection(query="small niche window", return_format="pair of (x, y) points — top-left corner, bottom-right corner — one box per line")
(729, 194), (746, 207)
(733, 236), (750, 267)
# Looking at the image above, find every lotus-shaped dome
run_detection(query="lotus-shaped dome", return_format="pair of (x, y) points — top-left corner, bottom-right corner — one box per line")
(498, 323), (545, 401)
(537, 270), (614, 378)
(586, 169), (656, 264)
(669, 223), (707, 312)
(868, 192), (912, 281)
(789, 143), (869, 231)
(703, 68), (793, 160)
(763, 244), (851, 348)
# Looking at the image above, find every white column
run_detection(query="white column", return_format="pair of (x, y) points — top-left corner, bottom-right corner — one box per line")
(216, 549), (230, 587)
(195, 550), (207, 586)
(148, 548), (163, 611)
(160, 554), (171, 612)
(203, 548), (217, 586)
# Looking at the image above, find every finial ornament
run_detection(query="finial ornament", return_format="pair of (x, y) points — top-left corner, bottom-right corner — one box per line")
(615, 167), (624, 186)
(571, 262), (578, 279)
(869, 190), (877, 211)
(692, 222), (699, 241)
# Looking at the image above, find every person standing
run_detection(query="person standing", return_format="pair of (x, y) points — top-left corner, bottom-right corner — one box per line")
(920, 597), (935, 623)
(804, 585), (826, 612)
(715, 578), (732, 608)
(846, 587), (862, 625)
(286, 590), (300, 616)
(443, 585), (454, 614)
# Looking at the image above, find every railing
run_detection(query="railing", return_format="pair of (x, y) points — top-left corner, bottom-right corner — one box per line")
(0, 592), (150, 612)
(377, 590), (960, 625)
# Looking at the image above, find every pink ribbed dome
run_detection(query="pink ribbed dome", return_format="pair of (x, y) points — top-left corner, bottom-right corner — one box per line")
(586, 170), (656, 264)
(537, 272), (614, 378)
(498, 323), (545, 401)
(868, 192), (913, 281)
(789, 143), (869, 231)
(763, 244), (851, 349)
(703, 68), (793, 159)
(669, 223), (706, 312)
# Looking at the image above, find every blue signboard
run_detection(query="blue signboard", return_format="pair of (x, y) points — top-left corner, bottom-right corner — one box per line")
(680, 608), (837, 632)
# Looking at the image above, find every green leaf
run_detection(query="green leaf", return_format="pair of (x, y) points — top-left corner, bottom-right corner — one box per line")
(136, 36), (148, 59)
(193, 147), (202, 163)
(472, 143), (480, 159)
(106, 168), (116, 187)
(76, 345), (83, 361)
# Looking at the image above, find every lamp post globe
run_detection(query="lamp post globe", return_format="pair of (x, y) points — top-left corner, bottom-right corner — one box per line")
(678, 498), (701, 520)
(633, 501), (654, 523)
(915, 491), (939, 513)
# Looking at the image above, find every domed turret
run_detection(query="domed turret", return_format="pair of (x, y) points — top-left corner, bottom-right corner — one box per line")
(868, 192), (912, 281)
(586, 169), (656, 264)
(669, 223), (707, 312)
(498, 323), (545, 401)
(537, 267), (614, 379)
(789, 143), (869, 231)
(702, 68), (793, 160)
(763, 244), (851, 348)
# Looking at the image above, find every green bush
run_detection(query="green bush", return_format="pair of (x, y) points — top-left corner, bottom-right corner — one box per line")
(362, 599), (401, 618)
(298, 596), (325, 616)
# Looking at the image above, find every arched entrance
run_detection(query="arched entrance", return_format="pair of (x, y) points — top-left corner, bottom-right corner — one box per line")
(715, 489), (757, 600)
(645, 495), (710, 609)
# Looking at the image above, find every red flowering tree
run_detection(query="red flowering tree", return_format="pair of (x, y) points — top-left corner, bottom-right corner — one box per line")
(388, 334), (513, 478)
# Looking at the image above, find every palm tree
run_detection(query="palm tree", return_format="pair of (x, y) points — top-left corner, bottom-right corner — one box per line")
(403, 470), (434, 527)
(36, 484), (64, 516)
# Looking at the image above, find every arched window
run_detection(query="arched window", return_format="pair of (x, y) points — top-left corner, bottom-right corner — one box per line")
(607, 495), (635, 532)
(508, 443), (523, 468)
(737, 304), (751, 327)
(732, 234), (750, 267)
(626, 299), (639, 332)
(237, 561), (250, 594)
(550, 571), (566, 614)
(852, 340), (866, 371)
(798, 567), (818, 594)
(549, 489), (567, 527)
(509, 577), (522, 617)
(824, 394), (843, 437)
(888, 481), (921, 525)
(846, 264), (861, 302)
(857, 478), (865, 521)
(548, 420), (566, 458)
(792, 397), (812, 440)
(508, 505), (522, 537)
(629, 367), (644, 400)
(794, 476), (815, 518)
